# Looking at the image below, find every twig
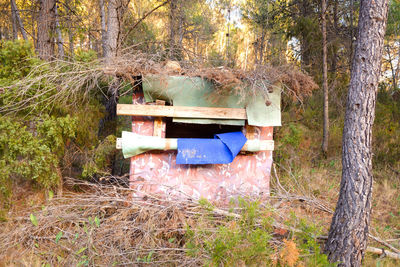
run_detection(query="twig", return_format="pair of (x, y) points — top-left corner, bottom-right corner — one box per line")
(369, 234), (400, 255)
(122, 0), (170, 43)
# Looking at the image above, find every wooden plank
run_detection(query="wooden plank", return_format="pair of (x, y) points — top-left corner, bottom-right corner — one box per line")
(153, 100), (166, 137)
(117, 136), (274, 152)
(242, 140), (274, 151)
(117, 104), (247, 120)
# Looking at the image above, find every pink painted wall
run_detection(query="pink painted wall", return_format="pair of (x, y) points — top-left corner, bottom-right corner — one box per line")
(129, 91), (273, 202)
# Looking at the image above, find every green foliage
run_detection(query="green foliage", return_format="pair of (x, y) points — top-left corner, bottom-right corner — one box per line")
(374, 89), (400, 168)
(386, 0), (400, 37)
(281, 123), (302, 148)
(30, 213), (38, 226)
(82, 135), (117, 179)
(0, 41), (113, 218)
(0, 115), (78, 209)
(55, 231), (63, 244)
(295, 219), (333, 266)
(0, 40), (40, 83)
(186, 198), (332, 266)
(74, 48), (98, 62)
(242, 0), (272, 28)
(186, 198), (274, 265)
(275, 122), (304, 166)
(136, 250), (154, 263)
(36, 114), (78, 157)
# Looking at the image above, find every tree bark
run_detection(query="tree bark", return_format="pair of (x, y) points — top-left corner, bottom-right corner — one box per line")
(321, 0), (329, 155)
(349, 0), (355, 67)
(37, 0), (56, 61)
(54, 1), (64, 59)
(11, 0), (28, 40)
(300, 0), (312, 72)
(168, 0), (178, 59)
(324, 0), (389, 266)
(11, 0), (18, 39)
(259, 28), (266, 65)
(105, 0), (119, 60)
(99, 0), (107, 57)
(68, 30), (74, 57)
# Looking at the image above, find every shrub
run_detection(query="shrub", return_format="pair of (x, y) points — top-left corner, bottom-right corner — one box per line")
(82, 135), (117, 179)
(0, 40), (40, 82)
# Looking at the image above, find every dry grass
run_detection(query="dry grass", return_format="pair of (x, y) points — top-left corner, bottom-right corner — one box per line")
(0, 176), (334, 266)
(1, 170), (400, 266)
(0, 179), (198, 266)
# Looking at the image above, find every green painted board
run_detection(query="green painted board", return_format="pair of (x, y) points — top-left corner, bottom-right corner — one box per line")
(142, 74), (281, 127)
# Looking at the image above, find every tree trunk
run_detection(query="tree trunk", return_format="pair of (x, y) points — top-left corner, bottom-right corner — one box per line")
(331, 0), (338, 73)
(11, 0), (28, 40)
(105, 0), (119, 60)
(324, 0), (389, 266)
(321, 0), (329, 155)
(37, 0), (56, 61)
(54, 2), (64, 59)
(168, 0), (183, 59)
(11, 0), (18, 39)
(349, 0), (355, 67)
(300, 0), (312, 72)
(68, 29), (74, 57)
(99, 0), (107, 57)
(259, 28), (266, 65)
(31, 1), (36, 46)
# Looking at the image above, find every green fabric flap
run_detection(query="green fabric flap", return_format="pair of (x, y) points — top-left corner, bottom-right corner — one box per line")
(246, 88), (281, 127)
(142, 74), (281, 127)
(121, 131), (178, 158)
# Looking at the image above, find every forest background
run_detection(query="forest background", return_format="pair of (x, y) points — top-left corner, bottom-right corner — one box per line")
(0, 0), (399, 266)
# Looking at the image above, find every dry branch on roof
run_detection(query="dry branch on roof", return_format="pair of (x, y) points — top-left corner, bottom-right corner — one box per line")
(0, 51), (317, 114)
(103, 53), (318, 103)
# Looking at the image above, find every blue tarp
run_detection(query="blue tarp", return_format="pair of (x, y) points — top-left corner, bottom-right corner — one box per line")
(176, 132), (247, 164)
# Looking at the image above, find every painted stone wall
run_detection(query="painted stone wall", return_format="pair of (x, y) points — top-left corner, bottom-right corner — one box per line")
(129, 91), (273, 202)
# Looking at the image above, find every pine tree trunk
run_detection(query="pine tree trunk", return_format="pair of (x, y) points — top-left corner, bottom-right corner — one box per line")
(321, 0), (329, 155)
(259, 28), (266, 65)
(54, 2), (64, 59)
(11, 0), (27, 40)
(68, 30), (74, 57)
(37, 0), (56, 61)
(324, 0), (389, 266)
(349, 0), (355, 66)
(11, 0), (18, 39)
(99, 0), (107, 57)
(169, 0), (178, 59)
(300, 0), (311, 72)
(105, 0), (119, 61)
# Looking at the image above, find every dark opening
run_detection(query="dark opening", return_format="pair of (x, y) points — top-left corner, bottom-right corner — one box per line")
(165, 117), (243, 139)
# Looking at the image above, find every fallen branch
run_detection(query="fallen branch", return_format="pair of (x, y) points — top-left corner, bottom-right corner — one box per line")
(211, 207), (400, 260)
(366, 247), (400, 260)
(369, 234), (400, 255)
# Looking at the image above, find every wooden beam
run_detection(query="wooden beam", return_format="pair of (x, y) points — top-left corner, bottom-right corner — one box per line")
(245, 124), (256, 140)
(117, 104), (247, 120)
(153, 100), (166, 137)
(116, 136), (274, 152)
